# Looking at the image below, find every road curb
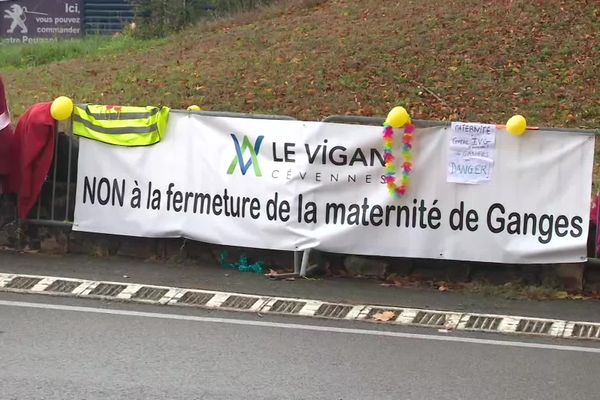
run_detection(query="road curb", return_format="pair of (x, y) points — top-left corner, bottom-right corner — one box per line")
(1, 271), (599, 341)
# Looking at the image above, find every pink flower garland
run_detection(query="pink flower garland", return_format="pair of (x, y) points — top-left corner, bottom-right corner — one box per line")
(383, 123), (415, 198)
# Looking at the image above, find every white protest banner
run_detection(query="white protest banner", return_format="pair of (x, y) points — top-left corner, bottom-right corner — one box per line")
(74, 113), (595, 264)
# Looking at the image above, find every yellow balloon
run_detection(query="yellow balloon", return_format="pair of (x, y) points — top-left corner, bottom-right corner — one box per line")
(50, 96), (74, 121)
(187, 105), (202, 111)
(385, 106), (410, 128)
(506, 115), (527, 136)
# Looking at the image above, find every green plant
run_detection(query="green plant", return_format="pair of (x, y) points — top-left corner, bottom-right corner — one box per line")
(131, 0), (275, 39)
(0, 35), (166, 70)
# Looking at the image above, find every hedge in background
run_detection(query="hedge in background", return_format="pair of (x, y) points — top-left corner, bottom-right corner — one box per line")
(131, 0), (274, 38)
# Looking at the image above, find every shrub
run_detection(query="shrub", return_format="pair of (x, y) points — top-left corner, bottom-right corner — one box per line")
(131, 0), (274, 39)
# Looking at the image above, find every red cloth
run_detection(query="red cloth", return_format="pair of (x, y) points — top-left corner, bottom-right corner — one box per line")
(9, 102), (57, 219)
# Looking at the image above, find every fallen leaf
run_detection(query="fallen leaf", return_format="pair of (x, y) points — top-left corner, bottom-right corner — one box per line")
(555, 291), (569, 299)
(22, 248), (39, 254)
(373, 311), (396, 321)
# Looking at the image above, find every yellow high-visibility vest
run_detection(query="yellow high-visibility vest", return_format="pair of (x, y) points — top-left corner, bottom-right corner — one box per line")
(72, 104), (170, 146)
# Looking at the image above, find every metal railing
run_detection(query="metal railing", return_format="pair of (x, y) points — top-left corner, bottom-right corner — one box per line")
(28, 127), (77, 227)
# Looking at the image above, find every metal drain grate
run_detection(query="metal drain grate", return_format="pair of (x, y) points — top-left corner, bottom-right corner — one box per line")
(132, 287), (169, 301)
(464, 315), (502, 331)
(177, 291), (215, 305)
(413, 311), (447, 326)
(516, 319), (553, 334)
(5, 276), (42, 290)
(45, 280), (81, 293)
(220, 295), (258, 310)
(315, 303), (353, 319)
(270, 300), (306, 314)
(89, 283), (126, 297)
(571, 324), (600, 340)
(367, 308), (400, 321)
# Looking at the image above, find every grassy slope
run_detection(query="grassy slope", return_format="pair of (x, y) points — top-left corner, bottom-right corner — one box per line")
(0, 36), (166, 71)
(3, 0), (599, 130)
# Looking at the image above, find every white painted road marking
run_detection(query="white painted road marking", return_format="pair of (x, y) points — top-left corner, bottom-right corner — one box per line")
(1, 299), (599, 354)
(1, 272), (600, 341)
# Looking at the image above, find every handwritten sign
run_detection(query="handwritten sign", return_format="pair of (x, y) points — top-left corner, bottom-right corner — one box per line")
(447, 122), (496, 184)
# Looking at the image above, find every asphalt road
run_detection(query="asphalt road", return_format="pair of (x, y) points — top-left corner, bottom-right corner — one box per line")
(1, 293), (599, 400)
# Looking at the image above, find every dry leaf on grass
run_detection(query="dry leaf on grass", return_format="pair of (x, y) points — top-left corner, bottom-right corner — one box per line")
(372, 311), (396, 322)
